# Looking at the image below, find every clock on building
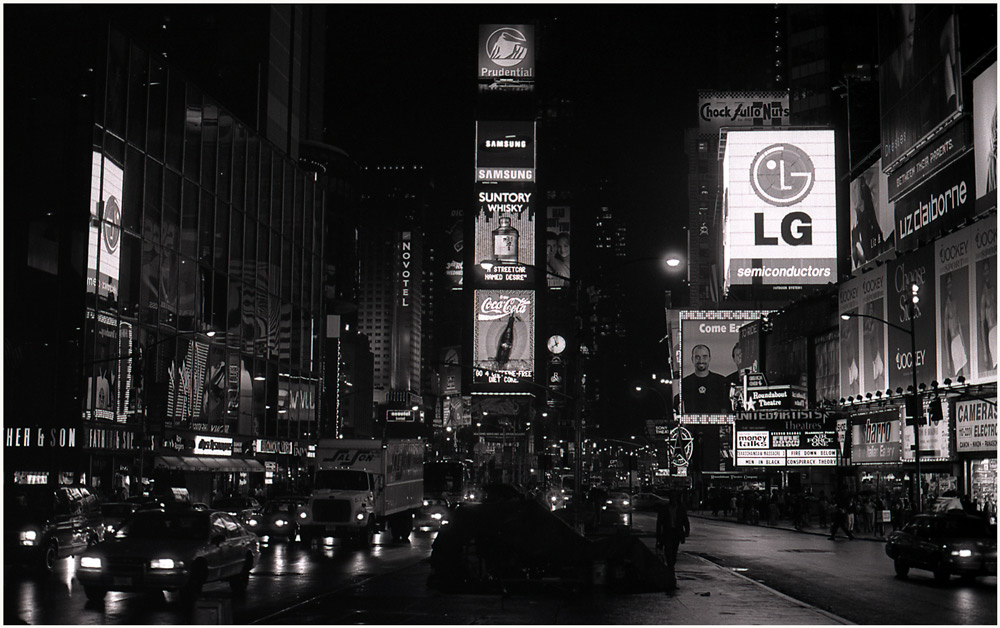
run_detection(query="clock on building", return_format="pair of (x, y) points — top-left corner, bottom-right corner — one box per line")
(546, 334), (566, 354)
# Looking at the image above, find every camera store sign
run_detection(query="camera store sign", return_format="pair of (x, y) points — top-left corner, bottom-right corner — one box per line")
(194, 435), (233, 456)
(955, 399), (997, 453)
(6, 427), (77, 448)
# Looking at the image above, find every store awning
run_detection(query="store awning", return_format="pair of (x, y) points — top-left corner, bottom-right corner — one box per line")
(154, 455), (265, 473)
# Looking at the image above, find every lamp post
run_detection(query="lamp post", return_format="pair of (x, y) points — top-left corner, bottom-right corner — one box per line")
(841, 283), (922, 513)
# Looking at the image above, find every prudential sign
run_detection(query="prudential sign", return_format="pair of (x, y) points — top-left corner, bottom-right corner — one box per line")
(479, 25), (535, 79)
(723, 129), (837, 292)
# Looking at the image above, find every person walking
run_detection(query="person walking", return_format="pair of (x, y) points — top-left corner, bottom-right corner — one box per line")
(656, 490), (691, 592)
(829, 497), (856, 540)
(817, 491), (829, 528)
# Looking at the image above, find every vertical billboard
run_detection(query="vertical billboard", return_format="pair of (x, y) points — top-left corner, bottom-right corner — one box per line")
(475, 121), (536, 183)
(472, 184), (536, 286)
(445, 210), (464, 289)
(478, 25), (535, 81)
(936, 214), (997, 385)
(850, 158), (896, 272)
(878, 5), (961, 170)
(973, 61), (997, 215)
(473, 290), (534, 387)
(545, 206), (571, 288)
(677, 310), (766, 418)
(838, 277), (862, 400)
(886, 246), (937, 392)
(697, 90), (790, 136)
(722, 130), (837, 292)
(860, 265), (889, 396)
(87, 151), (124, 303)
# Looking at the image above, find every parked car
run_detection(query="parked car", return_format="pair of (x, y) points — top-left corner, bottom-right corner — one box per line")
(212, 496), (262, 524)
(885, 511), (997, 583)
(76, 508), (260, 604)
(100, 502), (139, 536)
(6, 485), (105, 572)
(246, 497), (308, 542)
(632, 492), (668, 512)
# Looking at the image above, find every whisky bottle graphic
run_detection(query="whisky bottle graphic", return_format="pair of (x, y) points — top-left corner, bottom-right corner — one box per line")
(495, 314), (518, 366)
(492, 217), (519, 262)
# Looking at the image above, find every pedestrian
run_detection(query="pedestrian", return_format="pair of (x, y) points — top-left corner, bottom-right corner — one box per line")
(817, 491), (829, 528)
(863, 496), (876, 534)
(656, 490), (691, 592)
(829, 497), (855, 540)
(768, 491), (780, 526)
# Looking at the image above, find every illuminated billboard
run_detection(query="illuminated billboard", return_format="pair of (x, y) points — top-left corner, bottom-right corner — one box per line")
(850, 158), (895, 273)
(475, 121), (535, 182)
(545, 206), (571, 288)
(697, 90), (789, 136)
(851, 406), (903, 465)
(735, 418), (837, 467)
(722, 129), (836, 292)
(973, 61), (997, 215)
(87, 151), (124, 303)
(473, 290), (534, 387)
(472, 184), (536, 286)
(479, 24), (535, 80)
(677, 310), (767, 419)
(878, 5), (962, 170)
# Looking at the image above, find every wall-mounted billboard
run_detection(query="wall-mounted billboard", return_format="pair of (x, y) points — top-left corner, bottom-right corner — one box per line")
(445, 210), (464, 289)
(955, 399), (997, 453)
(479, 24), (535, 80)
(901, 397), (952, 462)
(973, 61), (997, 215)
(735, 418), (837, 467)
(545, 206), (571, 288)
(886, 246), (938, 392)
(473, 290), (534, 387)
(677, 310), (767, 419)
(851, 406), (903, 465)
(697, 90), (790, 136)
(475, 121), (535, 183)
(893, 150), (975, 253)
(936, 214), (997, 385)
(850, 158), (896, 272)
(722, 129), (837, 292)
(878, 5), (962, 170)
(472, 184), (536, 286)
(87, 151), (124, 303)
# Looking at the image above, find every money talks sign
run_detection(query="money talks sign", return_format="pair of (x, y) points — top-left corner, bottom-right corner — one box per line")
(472, 290), (534, 387)
(722, 130), (837, 291)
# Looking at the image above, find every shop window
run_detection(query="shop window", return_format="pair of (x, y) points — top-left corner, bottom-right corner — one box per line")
(201, 102), (218, 194)
(217, 110), (233, 203)
(226, 278), (242, 348)
(105, 30), (128, 141)
(257, 145), (271, 225)
(165, 71), (185, 172)
(214, 200), (229, 270)
(245, 135), (258, 219)
(230, 208), (244, 273)
(232, 123), (246, 211)
(177, 255), (196, 331)
(118, 233), (141, 320)
(180, 180), (198, 260)
(212, 270), (227, 332)
(126, 43), (148, 150)
(147, 59), (167, 161)
(272, 160), (285, 235)
(122, 146), (144, 238)
(183, 84), (202, 183)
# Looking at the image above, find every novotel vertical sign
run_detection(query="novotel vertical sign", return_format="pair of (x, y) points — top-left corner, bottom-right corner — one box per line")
(479, 25), (535, 80)
(400, 231), (412, 308)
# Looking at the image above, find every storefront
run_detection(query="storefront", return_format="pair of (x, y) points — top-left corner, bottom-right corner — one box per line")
(154, 431), (265, 504)
(954, 397), (997, 516)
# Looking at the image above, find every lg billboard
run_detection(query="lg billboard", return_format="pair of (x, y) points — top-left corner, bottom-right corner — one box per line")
(722, 130), (837, 293)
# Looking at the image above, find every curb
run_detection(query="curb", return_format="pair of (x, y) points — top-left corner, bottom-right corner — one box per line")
(689, 513), (888, 543)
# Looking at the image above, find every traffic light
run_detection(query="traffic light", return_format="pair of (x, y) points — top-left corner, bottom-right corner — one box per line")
(928, 397), (943, 423)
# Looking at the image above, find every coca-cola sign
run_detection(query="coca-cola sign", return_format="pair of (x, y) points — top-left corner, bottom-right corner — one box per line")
(478, 295), (532, 321)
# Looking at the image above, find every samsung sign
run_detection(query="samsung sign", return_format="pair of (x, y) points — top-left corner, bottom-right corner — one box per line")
(723, 130), (837, 292)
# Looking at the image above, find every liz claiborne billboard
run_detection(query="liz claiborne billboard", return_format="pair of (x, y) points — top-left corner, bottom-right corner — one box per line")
(723, 129), (837, 293)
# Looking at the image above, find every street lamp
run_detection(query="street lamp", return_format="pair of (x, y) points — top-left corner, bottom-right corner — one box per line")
(841, 283), (923, 513)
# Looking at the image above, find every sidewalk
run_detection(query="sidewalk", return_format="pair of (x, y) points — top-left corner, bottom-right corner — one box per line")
(690, 509), (891, 542)
(254, 537), (852, 625)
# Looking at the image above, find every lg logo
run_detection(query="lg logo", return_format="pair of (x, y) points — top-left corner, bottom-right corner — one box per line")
(750, 143), (815, 246)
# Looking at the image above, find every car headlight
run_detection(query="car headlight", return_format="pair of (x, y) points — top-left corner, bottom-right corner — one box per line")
(19, 529), (38, 546)
(274, 519), (287, 527)
(623, 500), (630, 507)
(149, 558), (177, 570)
(355, 512), (365, 521)
(80, 556), (102, 569)
(431, 512), (443, 520)
(423, 500), (430, 507)
(950, 549), (973, 558)
(248, 518), (259, 527)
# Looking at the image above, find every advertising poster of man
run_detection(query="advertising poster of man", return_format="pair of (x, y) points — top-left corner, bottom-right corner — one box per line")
(886, 247), (937, 392)
(850, 159), (895, 272)
(472, 290), (534, 386)
(677, 311), (764, 416)
(860, 265), (888, 395)
(971, 214), (997, 382)
(936, 226), (972, 381)
(838, 276), (861, 400)
(973, 61), (997, 215)
(546, 206), (571, 288)
(878, 5), (961, 169)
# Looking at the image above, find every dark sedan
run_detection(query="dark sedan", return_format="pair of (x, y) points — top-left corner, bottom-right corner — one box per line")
(885, 511), (997, 583)
(76, 509), (260, 604)
(245, 497), (308, 542)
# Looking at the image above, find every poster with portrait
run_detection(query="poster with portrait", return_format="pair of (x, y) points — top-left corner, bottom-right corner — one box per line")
(859, 265), (889, 396)
(850, 159), (895, 273)
(546, 206), (571, 288)
(878, 5), (961, 169)
(973, 61), (997, 215)
(886, 247), (937, 392)
(838, 276), (861, 400)
(970, 214), (997, 383)
(935, 226), (972, 383)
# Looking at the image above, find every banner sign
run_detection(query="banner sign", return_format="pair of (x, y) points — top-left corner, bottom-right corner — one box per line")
(6, 427), (79, 449)
(478, 24), (535, 80)
(887, 247), (938, 392)
(254, 439), (293, 455)
(475, 121), (535, 182)
(894, 151), (975, 253)
(194, 435), (233, 457)
(887, 119), (970, 202)
(955, 399), (997, 453)
(386, 409), (415, 423)
(735, 421), (837, 467)
(878, 6), (962, 170)
(697, 90), (790, 136)
(472, 290), (535, 387)
(738, 385), (808, 411)
(736, 409), (827, 422)
(850, 158), (896, 272)
(723, 129), (837, 291)
(972, 61), (997, 215)
(851, 406), (903, 464)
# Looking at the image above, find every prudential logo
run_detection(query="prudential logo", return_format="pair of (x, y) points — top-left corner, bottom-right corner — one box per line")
(750, 144), (815, 207)
(486, 27), (528, 67)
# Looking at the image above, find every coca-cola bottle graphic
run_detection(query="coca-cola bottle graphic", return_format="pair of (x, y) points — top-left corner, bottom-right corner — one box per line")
(495, 314), (518, 366)
(492, 216), (519, 262)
